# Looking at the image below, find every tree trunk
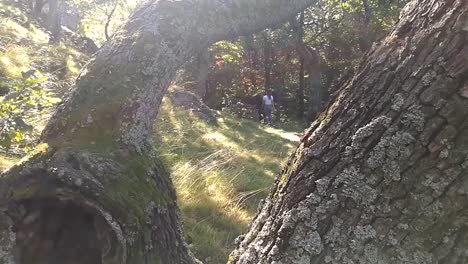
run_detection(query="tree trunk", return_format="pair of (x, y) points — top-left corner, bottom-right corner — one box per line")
(306, 66), (324, 120)
(244, 34), (259, 93)
(194, 48), (211, 99)
(47, 0), (60, 42)
(272, 58), (286, 119)
(359, 0), (373, 52)
(0, 0), (318, 263)
(296, 43), (322, 120)
(263, 32), (273, 92)
(229, 0), (468, 263)
(293, 11), (305, 119)
(34, 0), (45, 15)
(292, 11), (324, 120)
(361, 0), (371, 25)
(300, 44), (324, 120)
(298, 58), (305, 118)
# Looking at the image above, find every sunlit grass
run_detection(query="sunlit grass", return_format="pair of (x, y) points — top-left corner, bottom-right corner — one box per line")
(0, 44), (31, 78)
(0, 7), (87, 81)
(0, 16), (57, 79)
(0, 18), (48, 44)
(0, 3), (27, 21)
(154, 98), (301, 263)
(0, 154), (19, 171)
(53, 44), (86, 78)
(66, 55), (80, 76)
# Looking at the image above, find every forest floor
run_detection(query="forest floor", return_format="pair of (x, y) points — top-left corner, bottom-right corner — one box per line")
(0, 4), (305, 263)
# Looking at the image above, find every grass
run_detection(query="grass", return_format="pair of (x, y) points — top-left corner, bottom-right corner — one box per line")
(0, 4), (47, 79)
(0, 3), (88, 82)
(154, 99), (302, 263)
(0, 153), (19, 171)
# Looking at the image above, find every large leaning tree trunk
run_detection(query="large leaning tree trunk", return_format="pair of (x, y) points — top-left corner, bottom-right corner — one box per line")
(0, 0), (319, 263)
(229, 0), (468, 263)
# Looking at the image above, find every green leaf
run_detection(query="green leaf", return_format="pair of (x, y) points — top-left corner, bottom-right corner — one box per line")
(13, 131), (23, 142)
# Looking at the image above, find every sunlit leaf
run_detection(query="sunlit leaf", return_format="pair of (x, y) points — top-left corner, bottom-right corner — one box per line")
(13, 131), (23, 142)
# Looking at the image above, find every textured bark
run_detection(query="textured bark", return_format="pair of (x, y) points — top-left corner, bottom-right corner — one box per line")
(0, 0), (318, 264)
(230, 0), (468, 263)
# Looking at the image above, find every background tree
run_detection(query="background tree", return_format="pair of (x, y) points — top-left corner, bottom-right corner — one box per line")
(229, 0), (468, 262)
(291, 11), (306, 119)
(33, 0), (47, 15)
(47, 0), (60, 41)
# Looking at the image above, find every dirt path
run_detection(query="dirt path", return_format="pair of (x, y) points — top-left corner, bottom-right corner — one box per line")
(264, 127), (301, 142)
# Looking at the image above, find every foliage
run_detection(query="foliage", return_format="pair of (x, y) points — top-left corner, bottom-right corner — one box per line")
(305, 0), (408, 89)
(0, 72), (60, 151)
(211, 41), (243, 64)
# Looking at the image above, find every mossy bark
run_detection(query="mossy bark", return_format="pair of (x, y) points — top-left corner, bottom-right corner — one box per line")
(230, 0), (468, 263)
(0, 0), (319, 263)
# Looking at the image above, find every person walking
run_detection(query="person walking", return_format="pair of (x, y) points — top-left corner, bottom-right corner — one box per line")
(262, 90), (274, 125)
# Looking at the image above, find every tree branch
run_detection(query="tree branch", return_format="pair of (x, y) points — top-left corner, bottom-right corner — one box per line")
(104, 0), (119, 41)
